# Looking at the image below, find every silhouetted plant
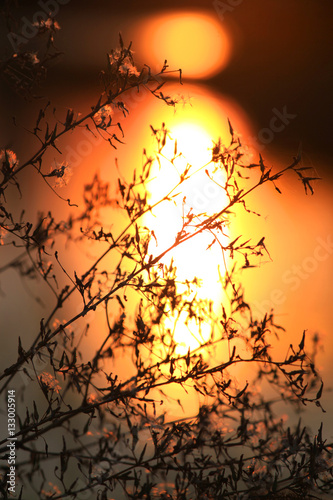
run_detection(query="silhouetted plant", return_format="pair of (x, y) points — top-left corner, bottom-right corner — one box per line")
(0, 16), (331, 500)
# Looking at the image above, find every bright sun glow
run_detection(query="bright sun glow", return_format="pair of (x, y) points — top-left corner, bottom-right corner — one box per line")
(85, 81), (253, 365)
(144, 122), (229, 355)
(130, 11), (231, 79)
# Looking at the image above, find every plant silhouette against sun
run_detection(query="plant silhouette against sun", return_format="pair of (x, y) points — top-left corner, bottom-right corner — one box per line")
(0, 21), (332, 500)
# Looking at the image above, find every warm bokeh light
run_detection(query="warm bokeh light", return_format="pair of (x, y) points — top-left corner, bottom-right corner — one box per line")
(143, 121), (229, 355)
(32, 82), (253, 384)
(128, 11), (232, 79)
(86, 82), (253, 363)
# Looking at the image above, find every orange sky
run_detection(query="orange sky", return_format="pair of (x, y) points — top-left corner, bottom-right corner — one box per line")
(1, 6), (332, 426)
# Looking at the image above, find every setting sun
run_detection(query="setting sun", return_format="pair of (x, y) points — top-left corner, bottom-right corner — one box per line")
(2, 3), (332, 499)
(129, 11), (232, 79)
(143, 122), (229, 355)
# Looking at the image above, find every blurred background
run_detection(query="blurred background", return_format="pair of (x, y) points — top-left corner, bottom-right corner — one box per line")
(0, 0), (332, 435)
